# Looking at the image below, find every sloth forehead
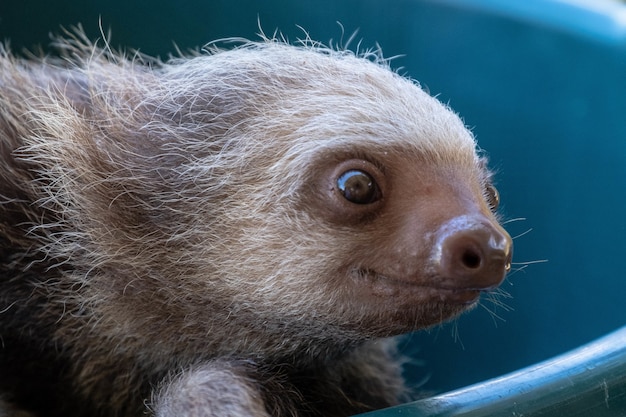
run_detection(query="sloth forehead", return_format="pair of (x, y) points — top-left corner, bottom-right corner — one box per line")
(193, 44), (478, 159)
(157, 42), (479, 181)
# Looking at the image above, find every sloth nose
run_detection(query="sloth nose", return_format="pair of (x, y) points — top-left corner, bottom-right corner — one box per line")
(434, 215), (512, 290)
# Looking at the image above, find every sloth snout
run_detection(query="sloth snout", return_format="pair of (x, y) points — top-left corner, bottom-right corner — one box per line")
(434, 215), (512, 290)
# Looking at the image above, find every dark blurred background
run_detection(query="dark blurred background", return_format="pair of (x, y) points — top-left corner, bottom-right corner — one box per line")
(2, 0), (626, 395)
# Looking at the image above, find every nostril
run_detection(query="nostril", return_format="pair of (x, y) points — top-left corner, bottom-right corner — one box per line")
(461, 248), (481, 270)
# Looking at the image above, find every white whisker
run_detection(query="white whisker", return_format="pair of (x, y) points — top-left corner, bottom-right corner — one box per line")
(501, 217), (526, 225)
(512, 227), (533, 240)
(511, 259), (548, 266)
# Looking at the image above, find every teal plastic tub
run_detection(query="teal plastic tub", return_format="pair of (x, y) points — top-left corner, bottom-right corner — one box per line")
(361, 325), (626, 416)
(2, 0), (626, 414)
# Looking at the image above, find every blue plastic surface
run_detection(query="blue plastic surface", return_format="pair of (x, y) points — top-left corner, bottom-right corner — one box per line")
(360, 325), (626, 416)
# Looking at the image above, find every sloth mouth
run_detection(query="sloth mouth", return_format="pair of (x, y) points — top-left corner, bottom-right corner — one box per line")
(352, 268), (483, 305)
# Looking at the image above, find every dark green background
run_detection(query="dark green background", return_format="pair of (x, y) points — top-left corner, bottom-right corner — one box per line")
(2, 0), (626, 397)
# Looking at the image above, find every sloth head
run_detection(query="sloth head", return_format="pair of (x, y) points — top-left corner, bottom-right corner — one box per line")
(35, 39), (512, 353)
(135, 42), (513, 338)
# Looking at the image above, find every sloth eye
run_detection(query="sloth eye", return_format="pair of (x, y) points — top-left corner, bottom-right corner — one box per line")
(337, 170), (381, 204)
(485, 184), (500, 211)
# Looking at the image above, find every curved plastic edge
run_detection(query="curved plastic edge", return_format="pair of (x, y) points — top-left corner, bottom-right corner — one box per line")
(421, 0), (626, 45)
(359, 325), (626, 416)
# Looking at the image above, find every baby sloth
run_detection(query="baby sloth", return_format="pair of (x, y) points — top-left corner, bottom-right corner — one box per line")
(0, 34), (512, 417)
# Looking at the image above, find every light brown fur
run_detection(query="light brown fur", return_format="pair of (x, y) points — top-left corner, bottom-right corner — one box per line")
(0, 32), (511, 417)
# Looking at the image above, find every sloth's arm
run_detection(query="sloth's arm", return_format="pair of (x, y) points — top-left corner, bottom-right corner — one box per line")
(152, 360), (271, 417)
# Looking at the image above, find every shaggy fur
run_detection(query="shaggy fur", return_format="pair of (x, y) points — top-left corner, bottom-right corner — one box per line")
(0, 31), (511, 417)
